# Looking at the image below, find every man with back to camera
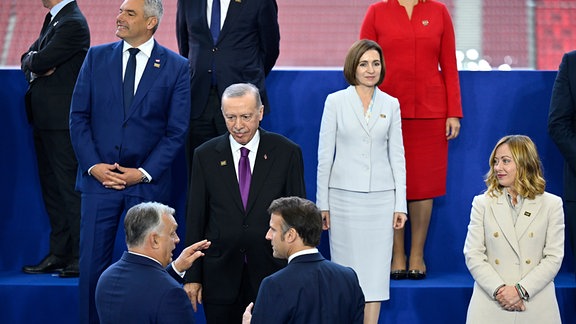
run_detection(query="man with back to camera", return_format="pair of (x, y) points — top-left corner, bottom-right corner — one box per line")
(243, 196), (365, 324)
(184, 83), (306, 323)
(95, 201), (210, 324)
(69, 0), (190, 322)
(20, 0), (89, 278)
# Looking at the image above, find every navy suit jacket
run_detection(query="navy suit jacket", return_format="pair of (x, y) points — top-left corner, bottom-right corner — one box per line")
(21, 1), (90, 129)
(70, 40), (190, 201)
(95, 252), (195, 324)
(549, 50), (576, 201)
(184, 129), (306, 304)
(176, 0), (280, 117)
(251, 253), (365, 324)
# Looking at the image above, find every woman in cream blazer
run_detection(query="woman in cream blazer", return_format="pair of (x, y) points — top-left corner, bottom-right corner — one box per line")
(316, 40), (407, 324)
(464, 135), (564, 323)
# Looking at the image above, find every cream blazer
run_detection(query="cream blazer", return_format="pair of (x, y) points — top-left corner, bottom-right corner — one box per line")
(316, 85), (406, 213)
(463, 191), (564, 323)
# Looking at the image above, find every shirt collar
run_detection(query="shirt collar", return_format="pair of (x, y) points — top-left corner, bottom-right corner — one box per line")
(50, 0), (75, 19)
(128, 251), (162, 266)
(288, 248), (318, 264)
(123, 36), (155, 58)
(229, 129), (260, 153)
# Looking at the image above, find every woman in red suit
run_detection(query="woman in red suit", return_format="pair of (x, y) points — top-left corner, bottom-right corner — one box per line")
(360, 0), (463, 280)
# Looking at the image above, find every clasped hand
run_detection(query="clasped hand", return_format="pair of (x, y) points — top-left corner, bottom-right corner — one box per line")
(495, 285), (526, 312)
(91, 163), (142, 190)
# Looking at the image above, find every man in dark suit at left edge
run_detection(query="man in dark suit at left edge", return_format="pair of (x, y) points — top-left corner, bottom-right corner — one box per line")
(20, 0), (90, 278)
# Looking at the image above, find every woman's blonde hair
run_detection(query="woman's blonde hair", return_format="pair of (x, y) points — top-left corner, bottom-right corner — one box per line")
(485, 135), (545, 199)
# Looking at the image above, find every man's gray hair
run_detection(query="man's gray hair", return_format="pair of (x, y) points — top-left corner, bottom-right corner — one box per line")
(124, 202), (174, 248)
(221, 83), (263, 109)
(143, 0), (163, 33)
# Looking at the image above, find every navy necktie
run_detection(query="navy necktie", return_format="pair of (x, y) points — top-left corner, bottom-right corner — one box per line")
(239, 147), (251, 209)
(123, 48), (140, 115)
(210, 0), (221, 44)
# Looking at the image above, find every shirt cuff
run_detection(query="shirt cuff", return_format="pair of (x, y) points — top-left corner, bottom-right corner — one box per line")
(138, 167), (152, 182)
(171, 262), (186, 278)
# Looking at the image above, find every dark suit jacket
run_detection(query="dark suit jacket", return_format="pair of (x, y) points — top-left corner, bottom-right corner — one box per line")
(95, 252), (195, 324)
(549, 50), (576, 201)
(250, 253), (365, 324)
(70, 40), (190, 201)
(184, 129), (306, 303)
(176, 0), (280, 117)
(21, 1), (90, 129)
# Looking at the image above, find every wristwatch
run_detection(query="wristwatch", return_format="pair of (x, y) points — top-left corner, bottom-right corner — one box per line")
(140, 174), (150, 183)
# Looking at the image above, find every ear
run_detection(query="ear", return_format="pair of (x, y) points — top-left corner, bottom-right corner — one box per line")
(285, 228), (298, 243)
(148, 232), (160, 249)
(147, 16), (158, 31)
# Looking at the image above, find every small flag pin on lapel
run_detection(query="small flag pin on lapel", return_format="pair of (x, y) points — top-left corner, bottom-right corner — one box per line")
(220, 160), (227, 166)
(154, 59), (160, 68)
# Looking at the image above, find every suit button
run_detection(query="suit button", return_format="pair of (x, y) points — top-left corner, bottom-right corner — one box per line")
(239, 248), (246, 253)
(243, 224), (248, 229)
(493, 232), (499, 238)
(525, 259), (531, 264)
(494, 259), (500, 265)
(114, 145), (119, 150)
(528, 232), (534, 238)
(208, 69), (213, 73)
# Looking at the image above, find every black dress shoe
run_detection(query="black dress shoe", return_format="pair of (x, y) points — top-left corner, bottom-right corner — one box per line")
(59, 259), (79, 278)
(407, 269), (426, 280)
(22, 254), (68, 274)
(390, 269), (408, 280)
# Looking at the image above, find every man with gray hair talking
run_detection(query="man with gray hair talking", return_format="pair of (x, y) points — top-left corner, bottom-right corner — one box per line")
(95, 202), (210, 323)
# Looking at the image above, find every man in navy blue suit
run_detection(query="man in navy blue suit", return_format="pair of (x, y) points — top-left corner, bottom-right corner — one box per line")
(176, 0), (280, 176)
(549, 50), (576, 273)
(243, 197), (365, 324)
(69, 0), (189, 322)
(96, 202), (210, 324)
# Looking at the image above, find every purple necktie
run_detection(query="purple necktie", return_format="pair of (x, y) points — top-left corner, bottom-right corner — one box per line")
(239, 147), (251, 209)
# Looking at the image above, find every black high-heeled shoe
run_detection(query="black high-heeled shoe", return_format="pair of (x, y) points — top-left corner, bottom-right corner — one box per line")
(407, 269), (426, 280)
(390, 269), (408, 280)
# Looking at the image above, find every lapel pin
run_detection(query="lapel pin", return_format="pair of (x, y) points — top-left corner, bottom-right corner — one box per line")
(235, 0), (241, 2)
(220, 160), (227, 166)
(154, 59), (160, 68)
(264, 154), (268, 160)
(380, 114), (386, 118)
(53, 21), (59, 27)
(524, 211), (531, 217)
(422, 20), (429, 26)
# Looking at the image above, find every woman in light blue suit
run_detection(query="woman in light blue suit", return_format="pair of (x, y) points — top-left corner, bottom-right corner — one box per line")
(316, 39), (407, 324)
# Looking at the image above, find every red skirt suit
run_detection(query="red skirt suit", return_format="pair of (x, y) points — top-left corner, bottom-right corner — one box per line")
(360, 0), (463, 200)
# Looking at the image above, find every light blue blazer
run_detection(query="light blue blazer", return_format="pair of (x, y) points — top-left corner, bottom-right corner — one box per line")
(317, 85), (406, 213)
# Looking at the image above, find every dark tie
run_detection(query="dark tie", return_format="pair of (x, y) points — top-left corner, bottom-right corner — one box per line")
(123, 48), (140, 115)
(238, 147), (251, 209)
(210, 0), (221, 44)
(40, 13), (52, 37)
(210, 0), (221, 85)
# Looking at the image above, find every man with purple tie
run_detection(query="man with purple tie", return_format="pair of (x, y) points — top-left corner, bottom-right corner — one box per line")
(184, 83), (306, 324)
